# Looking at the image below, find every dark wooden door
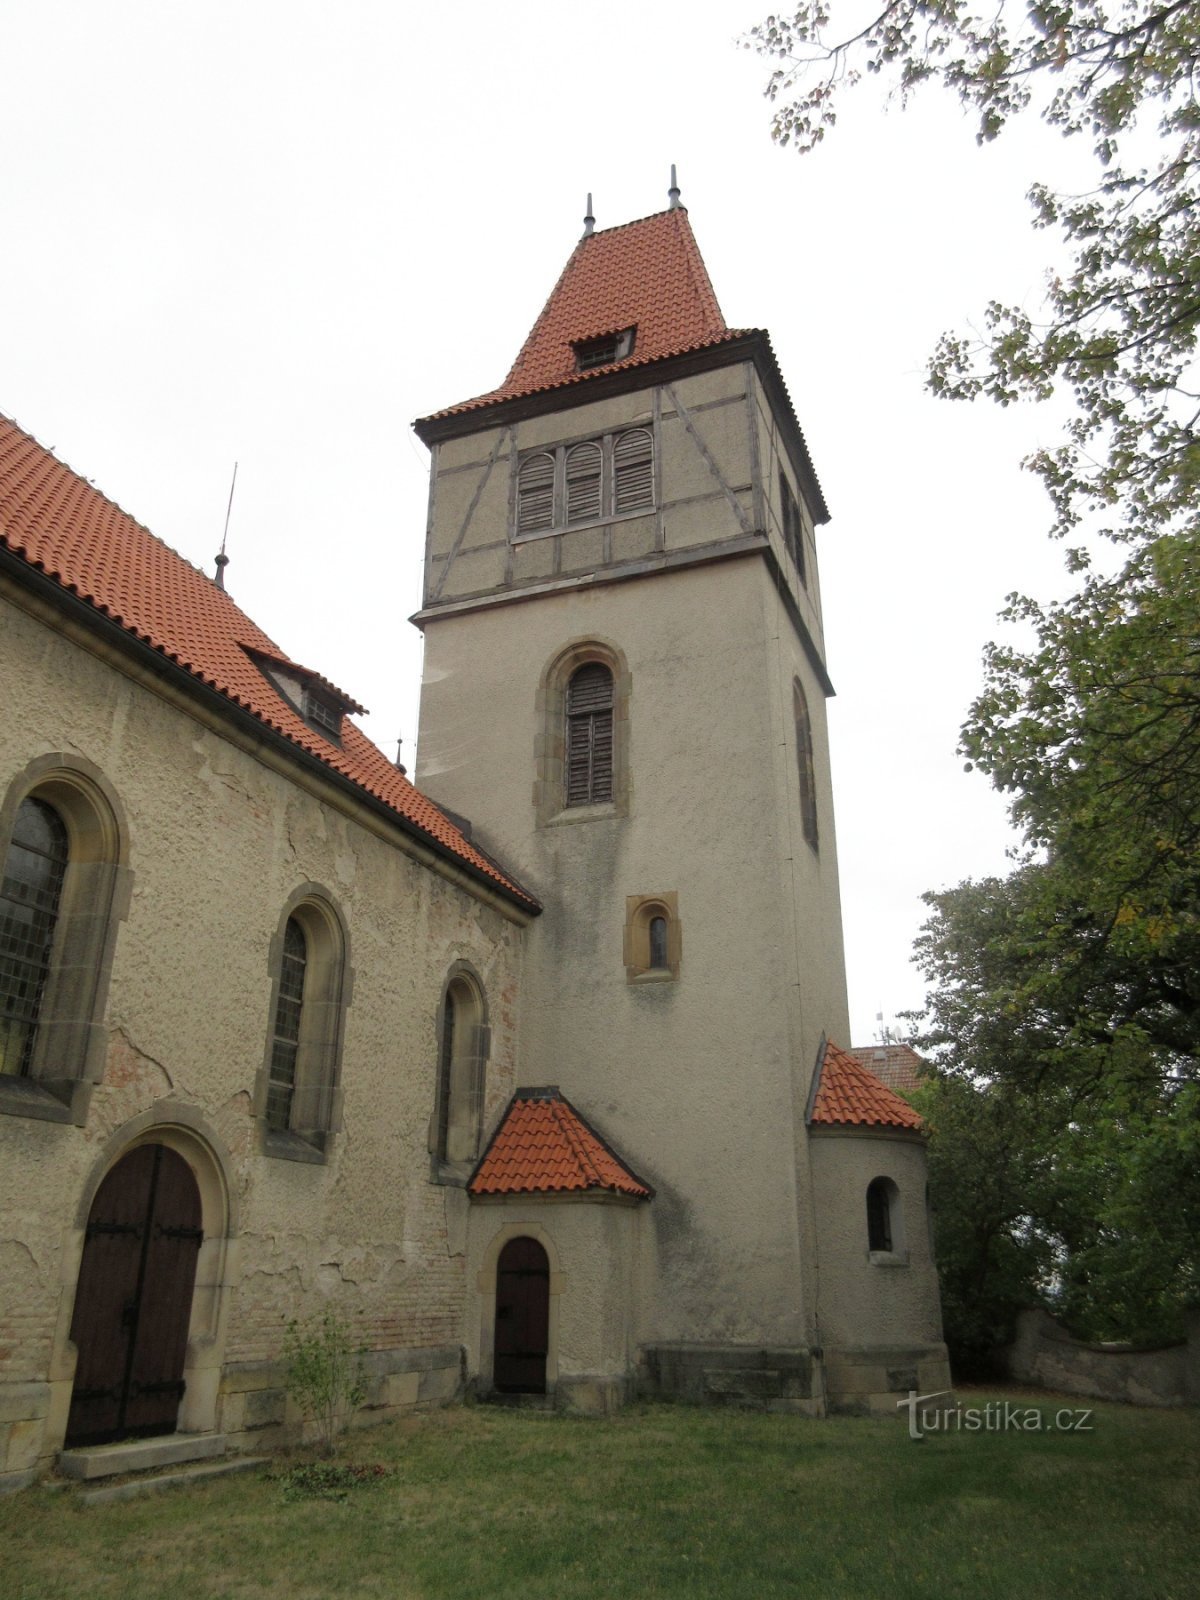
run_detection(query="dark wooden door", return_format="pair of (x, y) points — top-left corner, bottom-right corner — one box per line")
(67, 1144), (203, 1447)
(493, 1236), (549, 1394)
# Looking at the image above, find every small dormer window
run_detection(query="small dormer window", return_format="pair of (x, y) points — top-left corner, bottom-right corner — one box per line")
(302, 687), (343, 741)
(573, 327), (635, 371)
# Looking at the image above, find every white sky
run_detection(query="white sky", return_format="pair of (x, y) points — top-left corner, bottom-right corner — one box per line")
(0, 1), (1093, 1042)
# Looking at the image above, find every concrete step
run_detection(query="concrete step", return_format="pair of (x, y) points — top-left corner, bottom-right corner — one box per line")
(77, 1455), (267, 1506)
(58, 1432), (229, 1481)
(484, 1392), (556, 1413)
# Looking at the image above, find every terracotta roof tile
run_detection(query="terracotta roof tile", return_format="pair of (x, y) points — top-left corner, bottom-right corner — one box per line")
(469, 1088), (652, 1199)
(850, 1043), (926, 1096)
(809, 1040), (924, 1131)
(422, 208), (752, 422)
(0, 412), (537, 912)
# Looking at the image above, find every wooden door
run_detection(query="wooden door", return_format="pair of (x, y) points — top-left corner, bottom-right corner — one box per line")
(67, 1144), (203, 1447)
(493, 1236), (549, 1394)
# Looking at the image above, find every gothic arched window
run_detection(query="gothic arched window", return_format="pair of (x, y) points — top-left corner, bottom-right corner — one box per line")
(261, 894), (349, 1157)
(433, 969), (490, 1171)
(0, 798), (69, 1078)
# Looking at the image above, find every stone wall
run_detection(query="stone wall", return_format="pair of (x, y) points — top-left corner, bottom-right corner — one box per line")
(1003, 1308), (1200, 1408)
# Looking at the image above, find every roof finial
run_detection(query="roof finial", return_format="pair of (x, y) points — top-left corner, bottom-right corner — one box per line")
(583, 192), (595, 237)
(668, 164), (681, 210)
(394, 733), (407, 776)
(214, 460), (238, 589)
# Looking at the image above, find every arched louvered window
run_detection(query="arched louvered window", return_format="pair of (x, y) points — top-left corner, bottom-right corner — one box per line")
(793, 679), (819, 850)
(267, 917), (307, 1132)
(565, 441), (603, 525)
(0, 798), (69, 1078)
(566, 663), (614, 806)
(517, 452), (556, 534)
(614, 428), (653, 514)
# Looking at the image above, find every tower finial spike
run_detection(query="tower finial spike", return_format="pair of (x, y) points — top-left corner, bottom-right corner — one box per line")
(668, 164), (681, 210)
(214, 460), (238, 589)
(583, 192), (595, 237)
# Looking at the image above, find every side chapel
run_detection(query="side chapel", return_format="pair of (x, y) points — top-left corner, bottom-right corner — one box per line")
(0, 187), (948, 1489)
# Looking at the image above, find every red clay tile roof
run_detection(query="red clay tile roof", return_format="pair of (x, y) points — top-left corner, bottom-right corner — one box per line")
(422, 208), (752, 422)
(851, 1043), (926, 1096)
(809, 1041), (924, 1131)
(469, 1088), (652, 1199)
(0, 412), (537, 912)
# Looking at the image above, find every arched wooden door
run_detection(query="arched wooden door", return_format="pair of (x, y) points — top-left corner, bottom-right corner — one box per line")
(494, 1236), (549, 1394)
(67, 1144), (203, 1447)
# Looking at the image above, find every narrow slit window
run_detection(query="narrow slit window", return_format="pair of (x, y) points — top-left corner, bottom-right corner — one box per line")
(793, 679), (819, 850)
(867, 1179), (893, 1253)
(267, 917), (307, 1131)
(565, 663), (614, 806)
(649, 915), (668, 970)
(0, 798), (69, 1078)
(780, 471), (806, 587)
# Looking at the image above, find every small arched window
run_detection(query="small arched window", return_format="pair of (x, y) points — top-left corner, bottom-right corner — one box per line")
(517, 452), (556, 534)
(0, 798), (69, 1078)
(565, 663), (614, 807)
(261, 895), (349, 1157)
(565, 442), (603, 525)
(867, 1177), (904, 1257)
(433, 971), (490, 1171)
(624, 893), (681, 982)
(649, 916), (669, 970)
(793, 678), (819, 850)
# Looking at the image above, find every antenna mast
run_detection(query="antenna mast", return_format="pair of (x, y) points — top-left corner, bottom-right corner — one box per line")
(215, 461), (238, 589)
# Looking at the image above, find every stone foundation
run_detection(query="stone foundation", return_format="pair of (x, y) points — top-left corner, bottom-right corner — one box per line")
(822, 1342), (952, 1416)
(639, 1343), (822, 1414)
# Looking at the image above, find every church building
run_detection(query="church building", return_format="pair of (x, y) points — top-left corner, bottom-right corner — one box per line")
(0, 188), (948, 1489)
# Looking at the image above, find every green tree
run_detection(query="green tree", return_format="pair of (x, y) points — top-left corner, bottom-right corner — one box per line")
(750, 1), (1200, 550)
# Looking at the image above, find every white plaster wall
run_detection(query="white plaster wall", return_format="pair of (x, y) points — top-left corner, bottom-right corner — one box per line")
(807, 1130), (944, 1351)
(417, 546), (852, 1351)
(465, 1198), (643, 1387)
(0, 590), (525, 1471)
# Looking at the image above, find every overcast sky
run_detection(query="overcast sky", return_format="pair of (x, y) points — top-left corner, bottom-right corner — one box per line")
(1, 1), (1094, 1042)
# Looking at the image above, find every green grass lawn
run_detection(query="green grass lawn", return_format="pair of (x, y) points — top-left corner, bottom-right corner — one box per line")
(4, 1392), (1197, 1600)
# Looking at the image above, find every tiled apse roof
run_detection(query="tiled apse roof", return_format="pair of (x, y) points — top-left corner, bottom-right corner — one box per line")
(809, 1041), (924, 1131)
(469, 1089), (652, 1199)
(421, 207), (751, 422)
(851, 1043), (926, 1096)
(0, 412), (537, 911)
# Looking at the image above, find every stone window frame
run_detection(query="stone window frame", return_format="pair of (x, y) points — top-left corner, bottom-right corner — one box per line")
(867, 1175), (909, 1266)
(793, 677), (819, 853)
(0, 754), (131, 1126)
(624, 892), (681, 984)
(534, 639), (631, 828)
(256, 885), (352, 1165)
(429, 960), (490, 1185)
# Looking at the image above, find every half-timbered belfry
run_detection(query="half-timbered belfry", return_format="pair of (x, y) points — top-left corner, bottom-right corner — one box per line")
(0, 185), (947, 1492)
(412, 190), (950, 1413)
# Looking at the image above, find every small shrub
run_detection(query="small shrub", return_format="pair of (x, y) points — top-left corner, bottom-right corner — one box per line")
(281, 1310), (367, 1457)
(278, 1460), (390, 1503)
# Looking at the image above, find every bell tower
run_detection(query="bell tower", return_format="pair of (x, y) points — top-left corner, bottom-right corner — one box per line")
(412, 186), (947, 1411)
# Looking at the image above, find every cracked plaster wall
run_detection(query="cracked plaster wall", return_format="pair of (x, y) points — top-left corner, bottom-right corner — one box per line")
(0, 593), (524, 1470)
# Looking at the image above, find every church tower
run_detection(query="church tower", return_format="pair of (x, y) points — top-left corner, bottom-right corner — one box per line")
(413, 189), (948, 1413)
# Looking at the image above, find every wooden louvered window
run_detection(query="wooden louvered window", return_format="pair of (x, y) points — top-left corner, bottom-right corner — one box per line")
(565, 442), (602, 525)
(517, 452), (556, 534)
(513, 427), (655, 538)
(0, 798), (69, 1078)
(565, 663), (614, 807)
(614, 428), (653, 515)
